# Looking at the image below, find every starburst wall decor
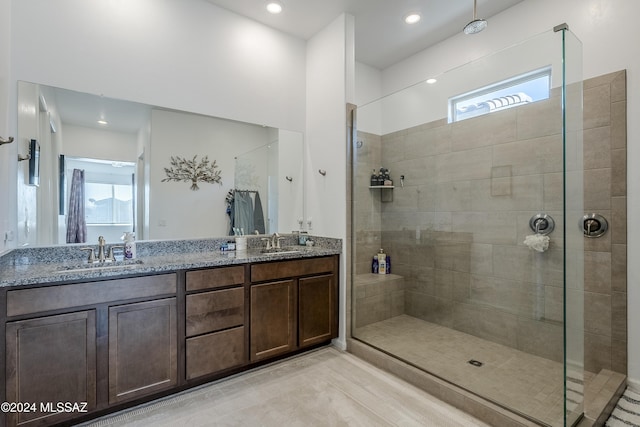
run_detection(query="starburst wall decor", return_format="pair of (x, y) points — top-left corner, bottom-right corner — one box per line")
(162, 155), (222, 191)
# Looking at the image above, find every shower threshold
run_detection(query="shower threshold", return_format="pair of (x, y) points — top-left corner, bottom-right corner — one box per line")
(352, 315), (592, 426)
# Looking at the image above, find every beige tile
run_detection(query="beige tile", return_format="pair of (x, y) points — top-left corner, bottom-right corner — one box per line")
(543, 173), (563, 211)
(452, 212), (517, 245)
(611, 291), (627, 342)
(584, 251), (611, 294)
(584, 168), (611, 211)
(611, 101), (627, 150)
(436, 147), (492, 183)
(611, 244), (627, 293)
(492, 134), (563, 176)
(583, 72), (619, 90)
(583, 126), (611, 170)
(611, 197), (627, 244)
(517, 97), (562, 140)
(471, 175), (543, 212)
(611, 339), (627, 374)
(468, 275), (540, 318)
(584, 84), (611, 130)
(585, 332), (612, 373)
(611, 149), (626, 197)
(610, 70), (627, 102)
(516, 317), (563, 362)
(435, 180), (472, 212)
(452, 302), (518, 348)
(404, 123), (452, 158)
(584, 292), (612, 336)
(451, 108), (517, 152)
(544, 285), (563, 323)
(470, 244), (493, 276)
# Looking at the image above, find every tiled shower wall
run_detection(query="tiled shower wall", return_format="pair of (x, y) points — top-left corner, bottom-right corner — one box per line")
(353, 70), (626, 376)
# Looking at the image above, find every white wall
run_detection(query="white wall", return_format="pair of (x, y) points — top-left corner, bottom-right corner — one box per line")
(364, 0), (640, 388)
(0, 0), (12, 253)
(149, 109), (270, 240)
(277, 129), (304, 233)
(62, 126), (138, 163)
(306, 13), (353, 348)
(10, 0), (306, 132)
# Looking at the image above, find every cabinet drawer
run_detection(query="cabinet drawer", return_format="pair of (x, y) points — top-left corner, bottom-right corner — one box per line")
(186, 326), (245, 380)
(186, 287), (244, 337)
(250, 256), (335, 283)
(7, 274), (177, 317)
(186, 266), (245, 292)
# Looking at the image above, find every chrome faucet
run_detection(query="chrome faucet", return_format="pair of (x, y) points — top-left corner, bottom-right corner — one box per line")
(97, 236), (106, 262)
(271, 232), (281, 249)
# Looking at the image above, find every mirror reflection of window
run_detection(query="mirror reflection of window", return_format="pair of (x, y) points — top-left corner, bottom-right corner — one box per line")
(64, 157), (135, 243)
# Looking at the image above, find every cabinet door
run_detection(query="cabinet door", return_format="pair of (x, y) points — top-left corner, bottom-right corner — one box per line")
(6, 311), (96, 427)
(250, 280), (295, 361)
(108, 298), (177, 404)
(298, 274), (337, 348)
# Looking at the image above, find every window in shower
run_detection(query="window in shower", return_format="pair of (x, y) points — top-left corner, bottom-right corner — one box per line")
(449, 66), (551, 122)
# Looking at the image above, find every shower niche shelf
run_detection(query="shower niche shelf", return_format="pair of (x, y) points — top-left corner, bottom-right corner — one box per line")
(369, 186), (394, 202)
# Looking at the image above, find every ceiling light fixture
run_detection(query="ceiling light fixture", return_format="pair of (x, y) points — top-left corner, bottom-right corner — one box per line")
(97, 120), (108, 125)
(426, 78), (437, 84)
(463, 0), (487, 35)
(404, 13), (421, 24)
(266, 2), (283, 14)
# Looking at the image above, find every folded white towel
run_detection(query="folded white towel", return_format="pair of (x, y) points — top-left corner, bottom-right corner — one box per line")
(524, 234), (550, 252)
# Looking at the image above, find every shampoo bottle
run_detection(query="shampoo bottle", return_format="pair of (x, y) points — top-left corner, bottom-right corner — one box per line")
(377, 249), (386, 275)
(385, 254), (391, 274)
(371, 256), (379, 274)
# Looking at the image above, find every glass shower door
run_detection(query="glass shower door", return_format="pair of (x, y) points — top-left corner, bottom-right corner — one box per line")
(351, 27), (584, 426)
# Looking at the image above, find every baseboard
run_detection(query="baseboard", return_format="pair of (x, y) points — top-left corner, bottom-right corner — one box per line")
(626, 377), (640, 393)
(332, 337), (347, 351)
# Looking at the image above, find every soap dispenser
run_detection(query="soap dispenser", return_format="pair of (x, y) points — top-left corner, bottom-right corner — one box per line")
(123, 232), (136, 259)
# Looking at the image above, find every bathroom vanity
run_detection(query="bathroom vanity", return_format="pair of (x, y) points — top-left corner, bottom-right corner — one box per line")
(0, 237), (340, 427)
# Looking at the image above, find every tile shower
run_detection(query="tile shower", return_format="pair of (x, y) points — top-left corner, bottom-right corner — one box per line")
(349, 27), (626, 427)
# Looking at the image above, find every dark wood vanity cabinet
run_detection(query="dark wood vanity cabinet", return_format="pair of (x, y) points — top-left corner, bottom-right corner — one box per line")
(250, 256), (338, 362)
(250, 279), (296, 361)
(108, 298), (177, 404)
(5, 311), (97, 427)
(185, 266), (247, 380)
(2, 255), (338, 426)
(3, 274), (177, 427)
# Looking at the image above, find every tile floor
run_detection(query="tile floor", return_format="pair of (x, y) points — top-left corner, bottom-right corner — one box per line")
(354, 315), (589, 426)
(82, 347), (489, 427)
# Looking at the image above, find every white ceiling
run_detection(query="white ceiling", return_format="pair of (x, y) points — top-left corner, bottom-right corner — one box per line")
(204, 0), (525, 69)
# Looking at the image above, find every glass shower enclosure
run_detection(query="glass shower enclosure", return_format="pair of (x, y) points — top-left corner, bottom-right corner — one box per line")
(351, 27), (583, 426)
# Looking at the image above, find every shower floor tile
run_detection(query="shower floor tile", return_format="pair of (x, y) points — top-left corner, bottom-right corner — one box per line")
(354, 315), (585, 426)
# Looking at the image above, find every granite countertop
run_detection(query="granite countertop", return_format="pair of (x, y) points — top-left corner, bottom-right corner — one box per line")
(0, 235), (342, 288)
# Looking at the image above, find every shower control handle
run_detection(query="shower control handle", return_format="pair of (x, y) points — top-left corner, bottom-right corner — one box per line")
(581, 213), (608, 238)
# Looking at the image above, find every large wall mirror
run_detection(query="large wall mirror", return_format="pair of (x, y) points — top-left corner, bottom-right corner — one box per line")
(16, 81), (304, 246)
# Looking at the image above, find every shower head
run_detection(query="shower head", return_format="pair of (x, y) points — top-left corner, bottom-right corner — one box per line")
(463, 0), (487, 34)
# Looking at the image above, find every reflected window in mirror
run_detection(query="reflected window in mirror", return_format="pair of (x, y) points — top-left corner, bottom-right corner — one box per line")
(63, 157), (135, 243)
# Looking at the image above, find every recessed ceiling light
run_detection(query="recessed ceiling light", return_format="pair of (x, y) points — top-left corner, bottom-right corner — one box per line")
(97, 120), (108, 125)
(426, 78), (437, 84)
(404, 13), (421, 24)
(266, 2), (283, 14)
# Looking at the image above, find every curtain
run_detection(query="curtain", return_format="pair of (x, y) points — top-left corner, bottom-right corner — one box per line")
(66, 168), (87, 243)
